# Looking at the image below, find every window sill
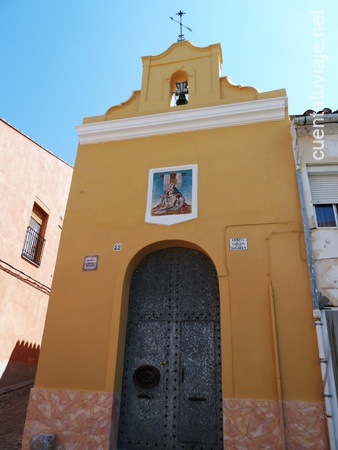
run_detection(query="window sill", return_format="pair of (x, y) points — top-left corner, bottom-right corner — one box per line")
(21, 254), (41, 268)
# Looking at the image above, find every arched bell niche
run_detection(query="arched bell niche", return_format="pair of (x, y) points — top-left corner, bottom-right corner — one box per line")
(170, 70), (190, 107)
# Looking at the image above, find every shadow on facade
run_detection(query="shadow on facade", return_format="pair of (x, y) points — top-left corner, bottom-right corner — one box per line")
(0, 341), (40, 389)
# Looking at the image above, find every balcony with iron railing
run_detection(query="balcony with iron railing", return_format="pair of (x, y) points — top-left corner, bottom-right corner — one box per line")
(21, 226), (46, 267)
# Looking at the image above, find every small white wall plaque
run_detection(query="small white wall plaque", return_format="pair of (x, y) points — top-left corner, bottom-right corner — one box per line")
(113, 243), (122, 251)
(83, 255), (99, 271)
(230, 238), (248, 251)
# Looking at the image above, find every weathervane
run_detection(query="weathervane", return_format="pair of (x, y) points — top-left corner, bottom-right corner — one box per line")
(170, 10), (192, 42)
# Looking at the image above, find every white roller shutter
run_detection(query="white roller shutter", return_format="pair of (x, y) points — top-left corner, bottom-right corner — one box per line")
(308, 173), (338, 204)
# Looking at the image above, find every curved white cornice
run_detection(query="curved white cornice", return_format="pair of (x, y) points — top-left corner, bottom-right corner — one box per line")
(76, 97), (288, 144)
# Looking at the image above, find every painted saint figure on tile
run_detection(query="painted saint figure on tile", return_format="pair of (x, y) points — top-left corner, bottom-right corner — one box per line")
(151, 170), (192, 216)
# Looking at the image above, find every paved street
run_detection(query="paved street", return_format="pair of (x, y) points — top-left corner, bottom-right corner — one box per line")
(0, 382), (32, 449)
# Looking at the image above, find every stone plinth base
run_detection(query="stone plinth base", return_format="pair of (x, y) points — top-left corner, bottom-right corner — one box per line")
(22, 388), (120, 450)
(223, 398), (328, 449)
(23, 389), (328, 449)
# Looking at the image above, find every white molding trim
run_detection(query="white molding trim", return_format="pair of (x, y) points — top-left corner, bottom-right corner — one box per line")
(76, 97), (288, 144)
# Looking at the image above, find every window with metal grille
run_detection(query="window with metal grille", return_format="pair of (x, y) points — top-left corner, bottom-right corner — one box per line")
(308, 167), (338, 227)
(22, 200), (48, 267)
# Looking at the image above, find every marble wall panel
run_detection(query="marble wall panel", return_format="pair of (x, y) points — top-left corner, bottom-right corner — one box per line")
(22, 388), (116, 450)
(223, 398), (282, 449)
(23, 390), (329, 449)
(223, 398), (329, 450)
(283, 400), (329, 449)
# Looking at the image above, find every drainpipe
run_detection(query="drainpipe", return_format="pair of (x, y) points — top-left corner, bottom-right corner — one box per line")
(292, 122), (337, 449)
(268, 279), (286, 450)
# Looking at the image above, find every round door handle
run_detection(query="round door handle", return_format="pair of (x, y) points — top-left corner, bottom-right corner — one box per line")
(133, 365), (161, 388)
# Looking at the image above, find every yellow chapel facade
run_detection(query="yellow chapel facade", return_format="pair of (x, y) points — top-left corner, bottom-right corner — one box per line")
(23, 42), (329, 449)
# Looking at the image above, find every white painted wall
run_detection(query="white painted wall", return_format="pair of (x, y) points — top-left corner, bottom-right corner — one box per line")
(294, 120), (338, 306)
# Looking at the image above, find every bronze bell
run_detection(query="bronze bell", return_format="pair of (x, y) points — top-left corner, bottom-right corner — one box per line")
(175, 81), (188, 105)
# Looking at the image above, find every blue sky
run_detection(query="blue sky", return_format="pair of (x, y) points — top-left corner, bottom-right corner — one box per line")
(1, 1), (338, 166)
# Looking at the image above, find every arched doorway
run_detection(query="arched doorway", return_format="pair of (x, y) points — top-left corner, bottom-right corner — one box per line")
(117, 247), (223, 449)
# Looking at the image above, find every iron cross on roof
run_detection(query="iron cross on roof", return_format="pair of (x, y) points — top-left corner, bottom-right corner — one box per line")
(170, 10), (192, 42)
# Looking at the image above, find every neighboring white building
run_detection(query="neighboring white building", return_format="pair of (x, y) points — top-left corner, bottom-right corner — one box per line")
(292, 110), (338, 448)
(0, 118), (73, 388)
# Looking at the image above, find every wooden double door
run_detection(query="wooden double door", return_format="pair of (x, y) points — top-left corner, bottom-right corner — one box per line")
(117, 248), (223, 450)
